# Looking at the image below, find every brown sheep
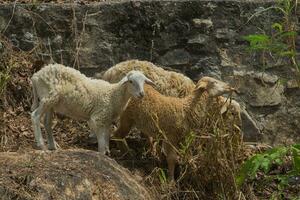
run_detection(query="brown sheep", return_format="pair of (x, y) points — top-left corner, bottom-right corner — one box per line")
(113, 76), (240, 180)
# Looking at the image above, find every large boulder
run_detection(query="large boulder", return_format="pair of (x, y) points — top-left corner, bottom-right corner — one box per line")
(0, 149), (154, 200)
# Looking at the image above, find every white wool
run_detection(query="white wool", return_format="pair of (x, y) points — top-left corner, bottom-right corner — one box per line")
(31, 63), (152, 154)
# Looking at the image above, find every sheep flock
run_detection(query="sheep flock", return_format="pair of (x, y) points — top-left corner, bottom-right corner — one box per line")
(31, 60), (255, 181)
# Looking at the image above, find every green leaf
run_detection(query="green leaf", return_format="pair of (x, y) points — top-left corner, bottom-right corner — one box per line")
(274, 158), (284, 165)
(179, 132), (195, 155)
(292, 147), (300, 173)
(272, 22), (283, 32)
(261, 158), (272, 173)
(236, 154), (265, 187)
(277, 174), (289, 189)
(158, 168), (167, 184)
(279, 50), (296, 57)
(243, 34), (270, 43)
(292, 144), (300, 150)
(279, 31), (297, 38)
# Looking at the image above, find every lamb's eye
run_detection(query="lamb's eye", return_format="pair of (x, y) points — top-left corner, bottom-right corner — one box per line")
(129, 80), (133, 83)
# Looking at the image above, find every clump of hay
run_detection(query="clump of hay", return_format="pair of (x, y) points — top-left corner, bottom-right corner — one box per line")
(146, 98), (244, 199)
(0, 36), (36, 110)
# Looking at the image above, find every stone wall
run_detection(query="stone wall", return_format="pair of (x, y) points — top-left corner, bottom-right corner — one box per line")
(0, 0), (299, 144)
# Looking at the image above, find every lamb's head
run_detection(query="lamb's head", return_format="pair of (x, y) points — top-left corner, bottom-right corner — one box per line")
(121, 70), (155, 99)
(195, 76), (236, 97)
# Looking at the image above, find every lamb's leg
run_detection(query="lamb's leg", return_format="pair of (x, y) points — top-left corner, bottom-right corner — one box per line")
(31, 82), (39, 112)
(44, 109), (57, 150)
(162, 142), (178, 181)
(104, 127), (111, 155)
(94, 127), (110, 155)
(31, 100), (48, 150)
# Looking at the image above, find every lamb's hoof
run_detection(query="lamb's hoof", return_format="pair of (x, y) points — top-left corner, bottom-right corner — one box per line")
(97, 149), (110, 156)
(167, 179), (177, 189)
(87, 133), (98, 144)
(48, 145), (57, 151)
(105, 150), (111, 156)
(35, 144), (47, 151)
(48, 142), (60, 151)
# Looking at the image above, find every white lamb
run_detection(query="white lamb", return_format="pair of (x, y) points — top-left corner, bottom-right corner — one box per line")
(30, 63), (155, 154)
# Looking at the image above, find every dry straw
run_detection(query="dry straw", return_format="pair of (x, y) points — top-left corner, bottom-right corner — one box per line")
(146, 97), (244, 200)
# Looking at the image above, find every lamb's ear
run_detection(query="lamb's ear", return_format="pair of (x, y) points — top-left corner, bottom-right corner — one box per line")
(120, 76), (129, 85)
(194, 81), (208, 91)
(145, 77), (156, 87)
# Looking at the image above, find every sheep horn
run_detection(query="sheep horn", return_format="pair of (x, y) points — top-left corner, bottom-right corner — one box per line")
(195, 81), (207, 91)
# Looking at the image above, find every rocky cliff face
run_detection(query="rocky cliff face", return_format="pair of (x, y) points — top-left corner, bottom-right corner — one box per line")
(0, 0), (299, 144)
(0, 149), (154, 200)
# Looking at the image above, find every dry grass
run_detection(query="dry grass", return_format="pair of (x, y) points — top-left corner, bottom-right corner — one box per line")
(144, 99), (246, 200)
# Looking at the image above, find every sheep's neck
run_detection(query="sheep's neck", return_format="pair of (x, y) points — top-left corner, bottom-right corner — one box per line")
(184, 91), (209, 130)
(110, 83), (132, 120)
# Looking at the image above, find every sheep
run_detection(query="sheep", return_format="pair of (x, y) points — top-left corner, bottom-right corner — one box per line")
(113, 76), (239, 180)
(101, 59), (195, 98)
(100, 59), (261, 141)
(30, 63), (155, 154)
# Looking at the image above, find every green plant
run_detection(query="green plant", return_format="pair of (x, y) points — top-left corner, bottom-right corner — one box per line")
(236, 143), (300, 190)
(243, 0), (300, 82)
(158, 168), (167, 184)
(179, 131), (196, 156)
(243, 24), (296, 58)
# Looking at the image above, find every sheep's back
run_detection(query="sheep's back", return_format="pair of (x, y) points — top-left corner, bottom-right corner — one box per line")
(32, 64), (113, 120)
(102, 60), (195, 98)
(127, 85), (186, 143)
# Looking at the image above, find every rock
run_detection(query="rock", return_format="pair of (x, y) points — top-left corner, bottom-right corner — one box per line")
(192, 18), (213, 29)
(187, 34), (213, 53)
(158, 49), (190, 66)
(250, 86), (283, 107)
(219, 48), (239, 67)
(53, 35), (63, 45)
(262, 106), (300, 145)
(286, 79), (300, 89)
(240, 109), (262, 142)
(155, 32), (178, 50)
(234, 71), (279, 85)
(188, 56), (221, 80)
(252, 72), (279, 85)
(215, 28), (236, 41)
(188, 34), (210, 45)
(23, 32), (34, 41)
(0, 149), (154, 200)
(234, 71), (284, 107)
